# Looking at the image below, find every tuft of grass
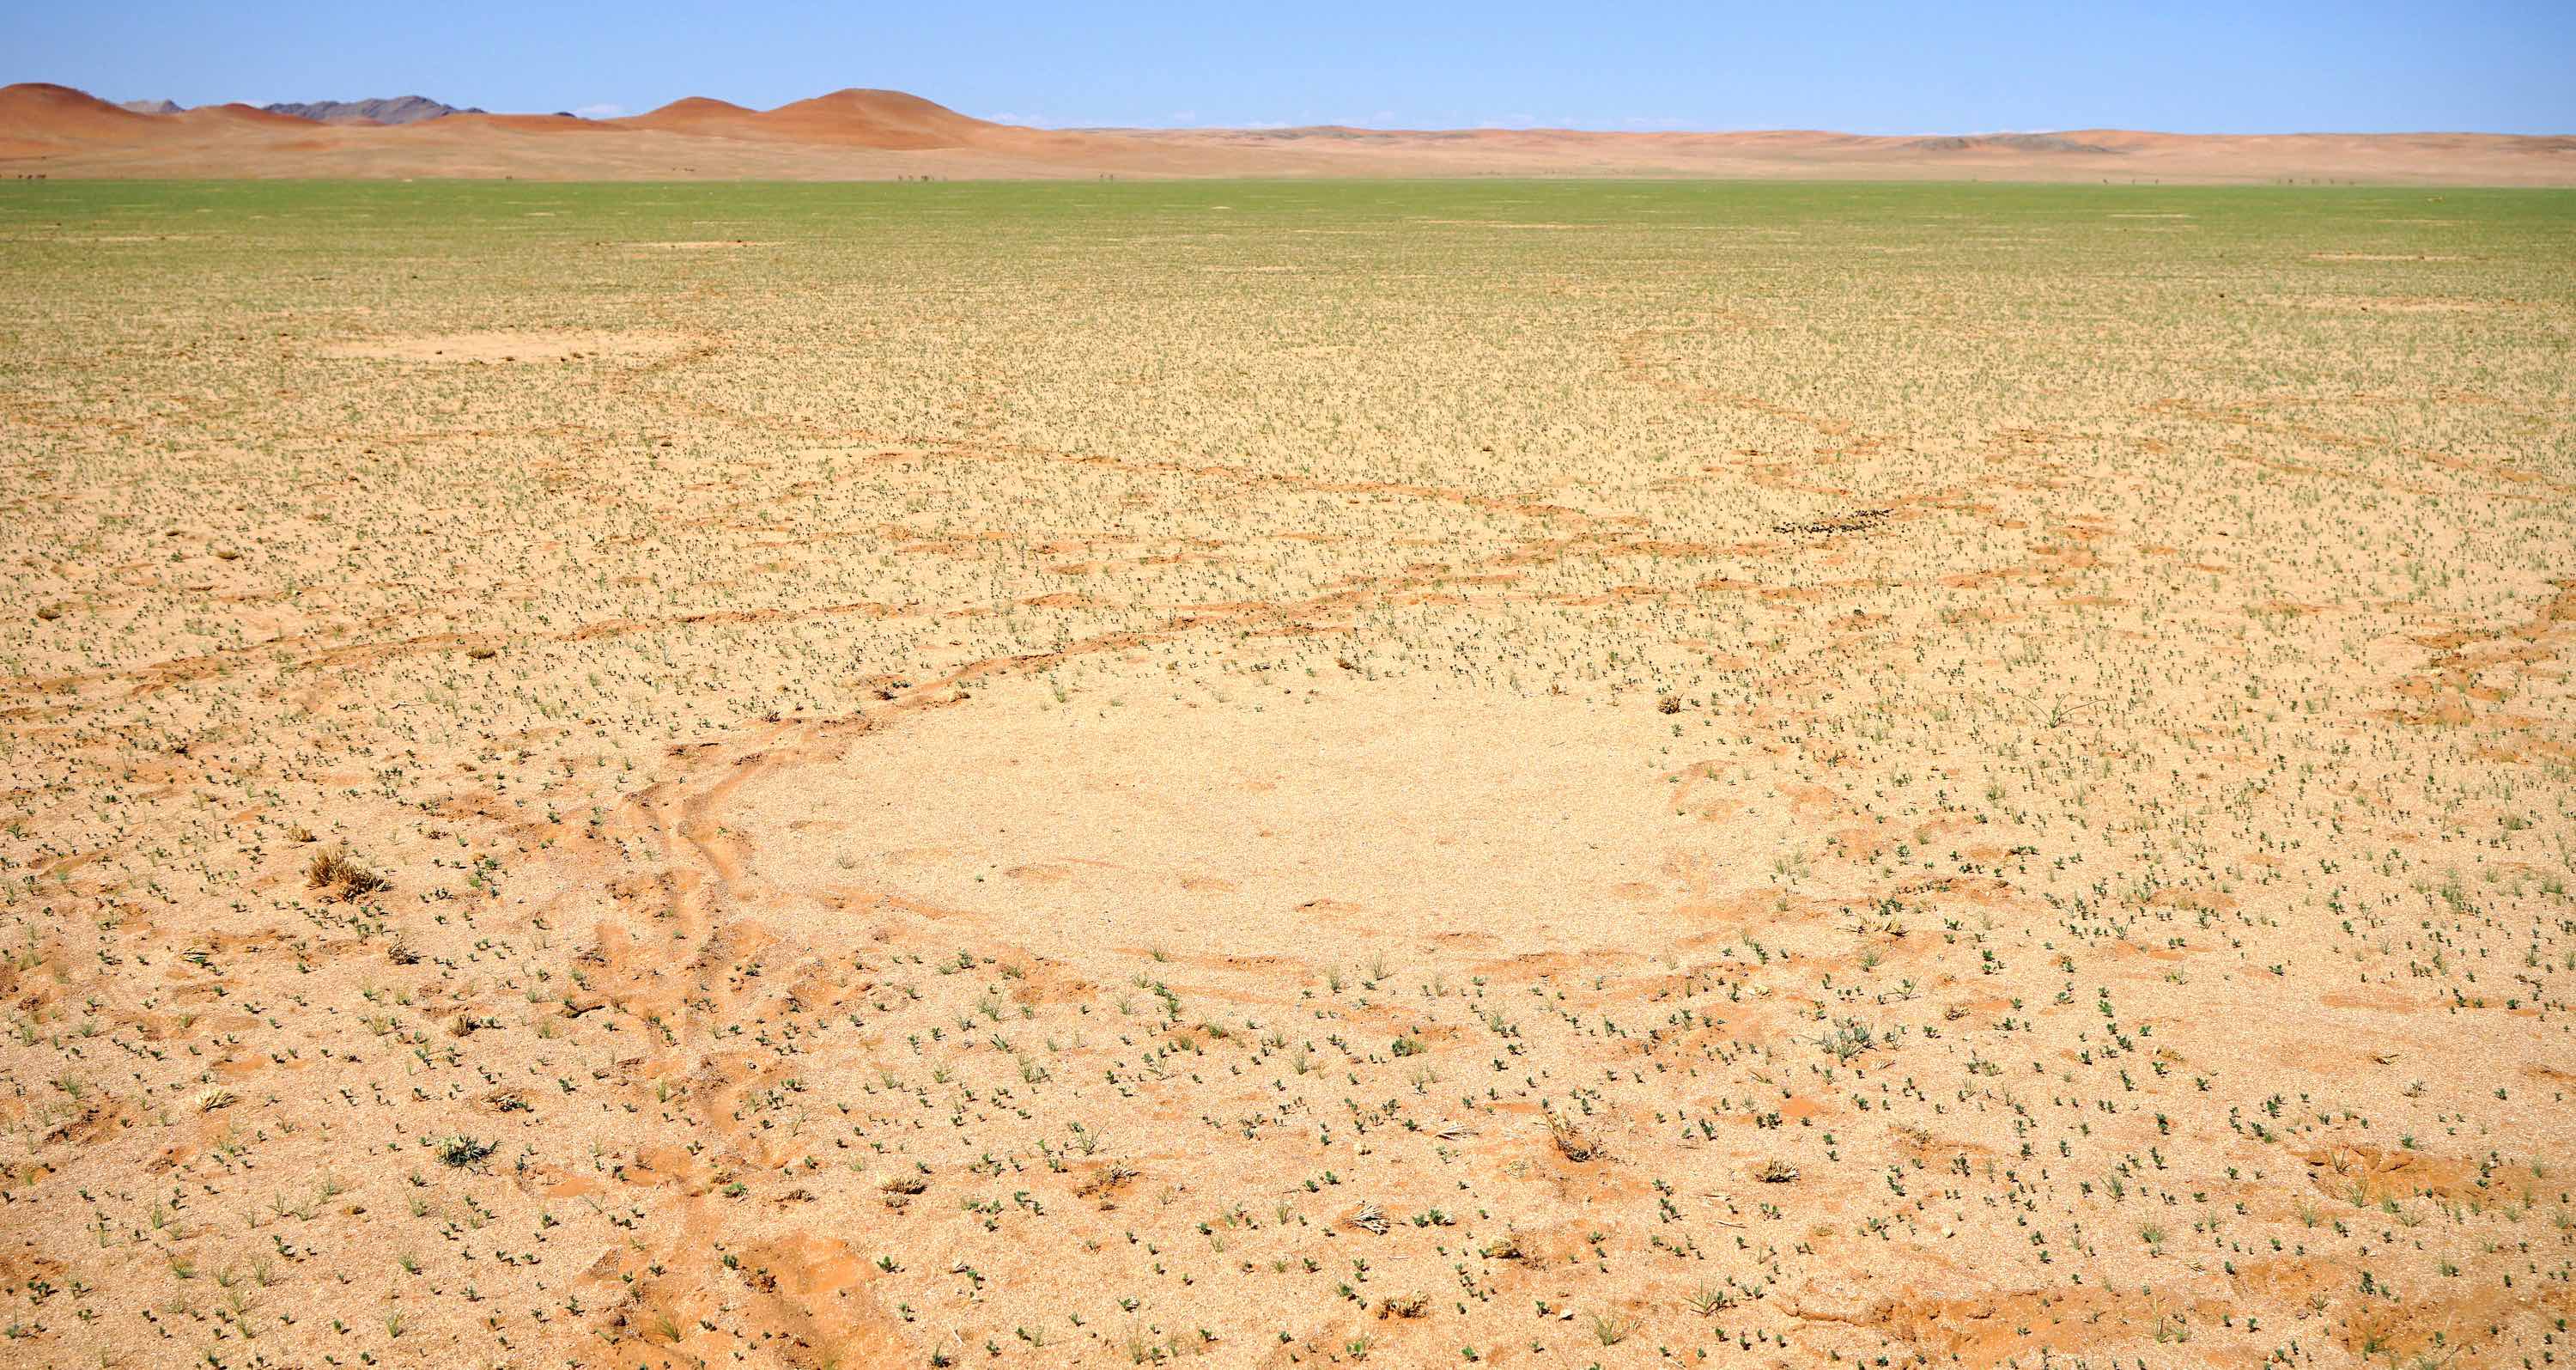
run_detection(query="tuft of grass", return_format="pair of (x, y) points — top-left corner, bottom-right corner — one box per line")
(432, 1136), (495, 1168)
(307, 846), (389, 902)
(1543, 1108), (1604, 1162)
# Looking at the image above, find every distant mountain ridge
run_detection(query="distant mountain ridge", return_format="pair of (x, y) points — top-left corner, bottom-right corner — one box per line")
(262, 96), (482, 125)
(118, 99), (183, 115)
(3, 82), (2567, 184)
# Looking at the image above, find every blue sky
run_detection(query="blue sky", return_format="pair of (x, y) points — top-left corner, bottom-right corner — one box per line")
(8, 1), (2571, 134)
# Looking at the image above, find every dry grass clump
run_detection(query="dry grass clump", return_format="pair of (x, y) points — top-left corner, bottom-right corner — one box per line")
(1543, 1108), (1606, 1162)
(305, 846), (388, 901)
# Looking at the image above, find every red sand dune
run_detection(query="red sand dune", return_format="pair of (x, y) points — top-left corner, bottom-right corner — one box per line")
(177, 102), (323, 130)
(0, 82), (155, 140)
(617, 94), (760, 135)
(434, 112), (603, 135)
(756, 88), (999, 148)
(0, 82), (156, 158)
(2, 81), (2568, 183)
(617, 88), (999, 149)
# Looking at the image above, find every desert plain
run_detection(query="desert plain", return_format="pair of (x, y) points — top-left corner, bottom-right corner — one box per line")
(1, 176), (2573, 1370)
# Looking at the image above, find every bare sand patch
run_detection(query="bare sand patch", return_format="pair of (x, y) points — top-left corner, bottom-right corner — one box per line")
(2264, 293), (2509, 313)
(742, 679), (1794, 959)
(2308, 251), (2474, 261)
(319, 328), (688, 362)
(1410, 218), (1604, 228)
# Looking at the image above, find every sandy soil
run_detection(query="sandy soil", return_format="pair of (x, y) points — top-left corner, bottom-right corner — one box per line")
(318, 330), (691, 362)
(1, 179), (2573, 1368)
(4, 81), (2573, 183)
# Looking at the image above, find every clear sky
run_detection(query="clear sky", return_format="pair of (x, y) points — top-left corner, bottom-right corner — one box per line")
(8, 1), (2571, 135)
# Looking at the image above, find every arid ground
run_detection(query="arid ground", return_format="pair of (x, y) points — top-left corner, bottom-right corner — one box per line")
(3, 180), (2573, 1369)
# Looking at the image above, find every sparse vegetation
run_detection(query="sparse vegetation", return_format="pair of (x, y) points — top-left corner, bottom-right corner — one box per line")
(1, 178), (2569, 1370)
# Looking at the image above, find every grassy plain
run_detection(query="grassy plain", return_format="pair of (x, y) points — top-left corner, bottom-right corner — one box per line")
(3, 180), (2574, 1368)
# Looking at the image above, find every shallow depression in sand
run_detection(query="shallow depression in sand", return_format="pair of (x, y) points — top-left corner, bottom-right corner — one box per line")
(735, 681), (1804, 958)
(2263, 293), (2508, 314)
(319, 328), (688, 362)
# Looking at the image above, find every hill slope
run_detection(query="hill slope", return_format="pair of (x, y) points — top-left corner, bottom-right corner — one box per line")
(264, 95), (483, 125)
